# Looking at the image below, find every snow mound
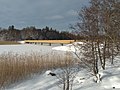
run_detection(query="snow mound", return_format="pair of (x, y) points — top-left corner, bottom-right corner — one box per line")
(45, 70), (52, 75)
(17, 41), (25, 44)
(74, 77), (86, 84)
(52, 42), (83, 52)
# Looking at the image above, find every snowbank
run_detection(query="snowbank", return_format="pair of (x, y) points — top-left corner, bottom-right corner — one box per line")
(52, 42), (83, 52)
(17, 41), (25, 44)
(8, 62), (120, 90)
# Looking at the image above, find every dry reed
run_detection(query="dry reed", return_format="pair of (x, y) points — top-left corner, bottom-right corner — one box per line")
(24, 40), (75, 44)
(0, 52), (73, 89)
(0, 41), (20, 45)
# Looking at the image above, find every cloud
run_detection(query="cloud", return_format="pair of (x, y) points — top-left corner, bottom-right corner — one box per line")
(67, 10), (78, 16)
(45, 15), (64, 20)
(0, 0), (89, 30)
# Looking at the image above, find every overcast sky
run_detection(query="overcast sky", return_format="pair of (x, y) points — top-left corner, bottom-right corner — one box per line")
(0, 0), (89, 31)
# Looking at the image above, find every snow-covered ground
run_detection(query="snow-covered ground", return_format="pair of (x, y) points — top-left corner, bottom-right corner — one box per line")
(0, 43), (120, 90)
(7, 56), (120, 90)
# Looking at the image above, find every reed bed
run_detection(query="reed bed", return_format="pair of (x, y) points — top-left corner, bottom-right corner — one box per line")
(0, 52), (73, 89)
(0, 41), (20, 45)
(24, 40), (75, 44)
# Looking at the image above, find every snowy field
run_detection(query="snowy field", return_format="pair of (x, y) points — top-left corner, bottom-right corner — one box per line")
(0, 44), (120, 90)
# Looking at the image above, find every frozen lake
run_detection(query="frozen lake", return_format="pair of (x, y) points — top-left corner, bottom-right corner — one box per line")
(0, 44), (69, 55)
(0, 44), (58, 55)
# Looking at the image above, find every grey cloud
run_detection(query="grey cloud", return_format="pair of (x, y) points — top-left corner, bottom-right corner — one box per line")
(45, 15), (64, 20)
(66, 10), (78, 16)
(0, 0), (89, 30)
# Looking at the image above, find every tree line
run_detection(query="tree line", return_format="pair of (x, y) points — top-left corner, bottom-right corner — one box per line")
(0, 26), (80, 41)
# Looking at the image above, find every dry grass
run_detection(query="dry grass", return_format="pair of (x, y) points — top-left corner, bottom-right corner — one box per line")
(0, 52), (73, 89)
(0, 41), (20, 45)
(24, 40), (75, 44)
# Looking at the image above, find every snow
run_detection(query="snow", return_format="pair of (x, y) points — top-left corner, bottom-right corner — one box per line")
(7, 59), (120, 90)
(17, 41), (25, 44)
(74, 77), (86, 84)
(45, 70), (53, 75)
(52, 42), (83, 52)
(0, 43), (120, 90)
(0, 44), (54, 55)
(52, 45), (75, 52)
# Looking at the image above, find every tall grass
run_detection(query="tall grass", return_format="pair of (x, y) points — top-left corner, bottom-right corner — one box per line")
(0, 52), (73, 89)
(0, 41), (20, 45)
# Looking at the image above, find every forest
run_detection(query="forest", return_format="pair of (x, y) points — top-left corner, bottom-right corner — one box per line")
(0, 26), (79, 41)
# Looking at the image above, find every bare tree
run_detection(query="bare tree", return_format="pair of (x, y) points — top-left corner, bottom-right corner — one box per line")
(71, 0), (120, 83)
(56, 52), (78, 90)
